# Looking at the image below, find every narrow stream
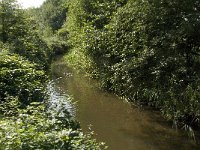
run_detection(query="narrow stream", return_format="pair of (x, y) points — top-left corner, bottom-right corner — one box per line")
(50, 58), (199, 150)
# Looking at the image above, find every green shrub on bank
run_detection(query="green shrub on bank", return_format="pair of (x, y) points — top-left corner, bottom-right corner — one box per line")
(87, 0), (200, 128)
(65, 0), (200, 130)
(10, 32), (50, 70)
(0, 52), (106, 149)
(64, 48), (93, 73)
(0, 53), (47, 106)
(46, 35), (68, 57)
(64, 0), (128, 72)
(0, 102), (106, 150)
(0, 1), (105, 149)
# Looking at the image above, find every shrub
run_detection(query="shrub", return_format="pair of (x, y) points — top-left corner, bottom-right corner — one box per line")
(0, 53), (47, 106)
(0, 0), (50, 69)
(10, 32), (50, 70)
(64, 0), (200, 130)
(0, 102), (106, 150)
(46, 35), (68, 57)
(86, 0), (200, 129)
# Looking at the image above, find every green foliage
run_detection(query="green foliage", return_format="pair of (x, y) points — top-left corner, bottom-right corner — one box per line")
(11, 31), (49, 69)
(0, 102), (106, 150)
(91, 0), (200, 128)
(0, 0), (50, 69)
(45, 35), (69, 58)
(0, 1), (106, 149)
(64, 0), (127, 71)
(28, 0), (68, 35)
(66, 0), (127, 45)
(26, 0), (69, 59)
(65, 0), (200, 130)
(64, 48), (93, 72)
(0, 96), (20, 116)
(0, 53), (47, 106)
(0, 0), (24, 42)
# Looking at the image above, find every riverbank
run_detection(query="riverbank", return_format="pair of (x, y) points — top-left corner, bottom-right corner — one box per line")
(0, 53), (106, 149)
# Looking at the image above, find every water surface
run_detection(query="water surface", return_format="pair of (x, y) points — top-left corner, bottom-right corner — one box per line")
(51, 58), (199, 150)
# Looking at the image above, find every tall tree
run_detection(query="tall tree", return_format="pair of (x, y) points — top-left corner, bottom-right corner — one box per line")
(0, 0), (25, 42)
(29, 0), (68, 36)
(0, 0), (49, 69)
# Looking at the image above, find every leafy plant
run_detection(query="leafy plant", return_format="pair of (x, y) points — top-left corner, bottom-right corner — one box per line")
(0, 53), (47, 106)
(0, 102), (106, 150)
(64, 0), (200, 132)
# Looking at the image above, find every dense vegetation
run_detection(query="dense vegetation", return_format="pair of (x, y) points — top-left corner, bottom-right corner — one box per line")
(0, 53), (47, 106)
(63, 0), (200, 135)
(1, 0), (200, 147)
(27, 0), (69, 56)
(0, 0), (105, 149)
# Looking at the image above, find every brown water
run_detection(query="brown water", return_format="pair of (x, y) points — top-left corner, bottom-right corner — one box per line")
(51, 58), (200, 150)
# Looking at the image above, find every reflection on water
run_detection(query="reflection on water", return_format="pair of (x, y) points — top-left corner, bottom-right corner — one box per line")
(51, 58), (200, 150)
(47, 77), (75, 116)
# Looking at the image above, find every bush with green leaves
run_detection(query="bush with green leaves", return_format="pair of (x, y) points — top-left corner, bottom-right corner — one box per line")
(10, 31), (50, 70)
(0, 0), (50, 69)
(46, 35), (68, 57)
(85, 0), (200, 128)
(65, 0), (200, 130)
(64, 0), (127, 71)
(0, 53), (47, 106)
(0, 1), (106, 149)
(0, 102), (106, 150)
(26, 0), (70, 60)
